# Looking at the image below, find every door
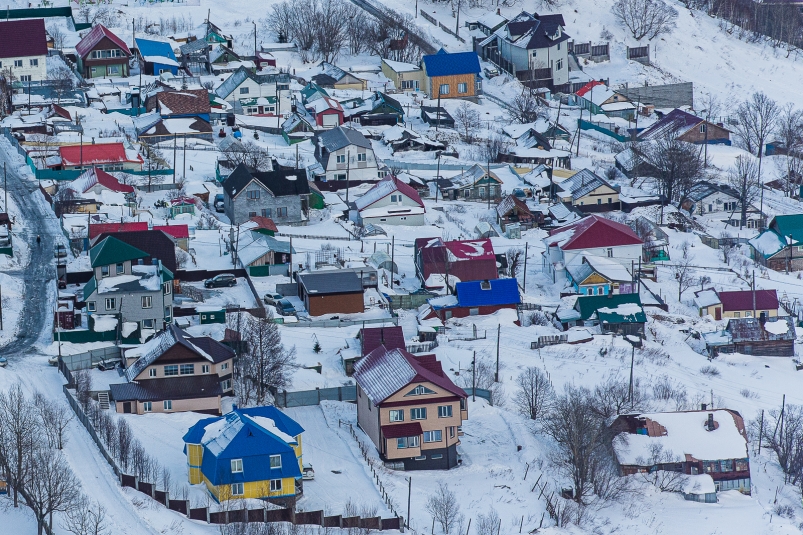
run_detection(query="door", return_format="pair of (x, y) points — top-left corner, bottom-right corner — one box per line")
(714, 307), (721, 321)
(123, 402), (132, 414)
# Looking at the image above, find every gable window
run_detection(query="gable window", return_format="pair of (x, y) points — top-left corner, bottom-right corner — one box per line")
(240, 87), (250, 94)
(439, 84), (450, 95)
(357, 153), (367, 162)
(407, 385), (436, 396)
(163, 400), (173, 410)
(423, 430), (442, 442)
(531, 50), (537, 58)
(202, 364), (210, 373)
(143, 402), (152, 412)
(270, 455), (282, 469)
(270, 479), (282, 492)
(277, 207), (288, 217)
(246, 190), (260, 199)
(142, 319), (154, 329)
(101, 265), (110, 277)
(142, 296), (152, 309)
(337, 154), (346, 164)
(180, 364), (194, 375)
(87, 301), (96, 312)
(104, 298), (116, 310)
(391, 195), (399, 202)
(231, 482), (244, 496)
(457, 83), (467, 94)
(149, 368), (157, 378)
(389, 409), (404, 422)
(410, 407), (426, 420)
(231, 459), (243, 473)
(249, 212), (257, 217)
(438, 405), (453, 418)
(700, 124), (707, 133)
(164, 365), (179, 376)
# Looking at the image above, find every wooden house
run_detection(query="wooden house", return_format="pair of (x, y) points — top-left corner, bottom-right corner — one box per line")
(76, 24), (132, 79)
(421, 50), (482, 100)
(353, 175), (426, 226)
(381, 58), (425, 92)
(415, 238), (498, 289)
(565, 255), (636, 296)
(575, 81), (635, 120)
(749, 214), (803, 271)
(421, 106), (455, 128)
(704, 316), (795, 357)
(695, 288), (779, 320)
(555, 293), (646, 336)
(296, 271), (364, 316)
(424, 278), (521, 322)
(135, 38), (179, 76)
(57, 143), (143, 172)
(639, 108), (731, 145)
(496, 194), (540, 231)
(441, 164), (503, 201)
(0, 19), (48, 82)
(554, 168), (620, 212)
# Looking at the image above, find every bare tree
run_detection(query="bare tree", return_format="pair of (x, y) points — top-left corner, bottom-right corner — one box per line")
(727, 155), (760, 228)
(507, 90), (546, 124)
(425, 481), (462, 534)
(474, 508), (500, 535)
(642, 131), (705, 205)
(719, 231), (734, 265)
(33, 393), (73, 450)
(671, 241), (695, 302)
(630, 442), (687, 491)
(478, 134), (510, 164)
(314, 0), (354, 63)
(506, 248), (524, 278)
(24, 447), (80, 534)
(73, 369), (93, 411)
(591, 375), (650, 419)
(63, 495), (109, 535)
(239, 311), (297, 405)
(775, 103), (803, 196)
(513, 367), (553, 421)
(47, 65), (75, 105)
(0, 383), (38, 507)
(612, 0), (678, 40)
(753, 404), (803, 487)
(117, 418), (133, 471)
(733, 92), (779, 212)
(453, 102), (481, 143)
(47, 24), (66, 50)
(223, 140), (273, 172)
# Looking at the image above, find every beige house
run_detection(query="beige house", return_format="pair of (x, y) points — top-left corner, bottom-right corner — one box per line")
(381, 59), (426, 92)
(694, 289), (779, 321)
(554, 168), (620, 212)
(110, 324), (234, 414)
(353, 347), (467, 470)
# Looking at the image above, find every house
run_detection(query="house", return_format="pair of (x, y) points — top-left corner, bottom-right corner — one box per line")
(556, 293), (646, 336)
(215, 66), (291, 116)
(235, 230), (295, 277)
(0, 19), (48, 82)
(382, 126), (443, 154)
(342, 92), (404, 125)
(415, 238), (498, 289)
(296, 271), (364, 316)
(466, 11), (508, 36)
(353, 346), (467, 469)
(76, 24), (132, 79)
(639, 108), (731, 145)
(499, 125), (572, 167)
(575, 81), (635, 120)
(88, 222), (149, 241)
(209, 44), (254, 74)
(305, 61), (366, 90)
(305, 96), (345, 129)
(183, 406), (303, 504)
(543, 215), (644, 283)
(694, 288), (779, 320)
(611, 410), (750, 495)
(63, 167), (135, 197)
(148, 88), (211, 122)
(554, 168), (621, 212)
(310, 127), (383, 183)
(614, 146), (659, 179)
(110, 324), (234, 415)
(441, 164), (503, 201)
(681, 181), (764, 229)
(479, 11), (570, 87)
(565, 255), (636, 296)
(135, 38), (179, 76)
(704, 316), (795, 357)
(420, 106), (455, 129)
(91, 229), (179, 274)
(353, 176), (426, 226)
(381, 59), (426, 92)
(749, 214), (803, 271)
(81, 236), (174, 337)
(138, 116), (213, 143)
(153, 224), (190, 251)
(57, 143), (144, 172)
(179, 38), (212, 75)
(359, 325), (406, 357)
(421, 50), (482, 100)
(496, 194), (540, 231)
(222, 163), (310, 225)
(281, 111), (317, 144)
(425, 278), (521, 321)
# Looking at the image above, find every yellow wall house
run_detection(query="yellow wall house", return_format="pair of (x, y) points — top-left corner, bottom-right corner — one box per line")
(183, 406), (304, 504)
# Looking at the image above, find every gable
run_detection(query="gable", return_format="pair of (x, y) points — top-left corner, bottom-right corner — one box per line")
(384, 381), (453, 404)
(233, 178), (271, 200)
(580, 272), (610, 285)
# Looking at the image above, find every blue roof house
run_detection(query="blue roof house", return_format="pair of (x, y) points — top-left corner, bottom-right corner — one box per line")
(183, 406), (304, 504)
(421, 49), (481, 100)
(135, 38), (180, 76)
(425, 278), (521, 321)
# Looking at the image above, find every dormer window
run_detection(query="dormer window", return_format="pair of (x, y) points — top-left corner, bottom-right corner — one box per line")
(480, 280), (491, 290)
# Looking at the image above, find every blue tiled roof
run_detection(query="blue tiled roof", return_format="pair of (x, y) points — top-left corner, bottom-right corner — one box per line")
(422, 51), (481, 77)
(135, 38), (177, 61)
(455, 278), (521, 307)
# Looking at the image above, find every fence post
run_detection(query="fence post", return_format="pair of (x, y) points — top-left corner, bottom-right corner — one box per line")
(338, 387), (342, 401)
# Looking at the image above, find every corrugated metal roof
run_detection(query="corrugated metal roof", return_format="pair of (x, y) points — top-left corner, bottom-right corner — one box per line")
(298, 271), (362, 294)
(422, 50), (480, 77)
(455, 278), (521, 307)
(110, 374), (222, 402)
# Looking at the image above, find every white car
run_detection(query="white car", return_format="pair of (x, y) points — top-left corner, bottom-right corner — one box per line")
(302, 463), (315, 480)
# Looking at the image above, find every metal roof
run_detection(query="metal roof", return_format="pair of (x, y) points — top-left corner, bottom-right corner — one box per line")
(422, 50), (481, 77)
(90, 235), (148, 268)
(455, 278), (521, 307)
(316, 126), (372, 152)
(110, 374), (222, 402)
(297, 271), (363, 294)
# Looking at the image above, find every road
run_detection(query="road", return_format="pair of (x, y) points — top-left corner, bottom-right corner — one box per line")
(0, 138), (61, 357)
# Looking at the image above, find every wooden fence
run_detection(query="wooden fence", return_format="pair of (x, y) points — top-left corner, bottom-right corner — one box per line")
(419, 10), (437, 25)
(627, 45), (650, 65)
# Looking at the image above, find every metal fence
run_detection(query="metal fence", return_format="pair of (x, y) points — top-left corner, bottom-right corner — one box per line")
(463, 388), (493, 406)
(286, 317), (399, 329)
(60, 346), (122, 371)
(275, 385), (358, 408)
(62, 385), (122, 478)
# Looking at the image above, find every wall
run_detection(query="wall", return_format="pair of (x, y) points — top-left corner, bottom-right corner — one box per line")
(618, 82), (694, 109)
(1, 55), (47, 81)
(562, 243), (643, 269)
(723, 308), (778, 319)
(324, 146), (380, 182)
(428, 73), (477, 99)
(229, 180), (304, 226)
(117, 395), (221, 415)
(305, 291), (364, 316)
(681, 122), (731, 144)
(362, 213), (425, 226)
(356, 384), (381, 451)
(86, 286), (169, 328)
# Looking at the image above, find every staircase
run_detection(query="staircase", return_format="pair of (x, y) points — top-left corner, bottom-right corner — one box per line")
(97, 391), (110, 410)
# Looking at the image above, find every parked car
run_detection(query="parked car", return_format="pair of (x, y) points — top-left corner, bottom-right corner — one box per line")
(48, 355), (59, 366)
(0, 356), (7, 367)
(214, 193), (225, 213)
(302, 463), (315, 480)
(275, 298), (296, 316)
(204, 274), (237, 288)
(484, 66), (499, 78)
(263, 293), (283, 306)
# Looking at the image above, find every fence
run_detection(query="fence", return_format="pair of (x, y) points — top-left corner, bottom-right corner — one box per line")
(419, 10), (437, 25)
(0, 5), (91, 30)
(62, 385), (122, 478)
(627, 45), (650, 65)
(405, 340), (438, 353)
(463, 388), (493, 406)
(276, 231), (350, 241)
(344, 421), (404, 519)
(438, 22), (466, 43)
(275, 385), (358, 408)
(578, 118), (630, 142)
(531, 335), (568, 349)
(387, 293), (435, 311)
(60, 345), (122, 371)
(286, 316), (400, 329)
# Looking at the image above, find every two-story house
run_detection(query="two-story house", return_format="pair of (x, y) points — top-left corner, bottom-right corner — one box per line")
(480, 11), (569, 87)
(680, 181), (764, 229)
(310, 126), (384, 183)
(76, 24), (132, 79)
(694, 288), (779, 320)
(0, 19), (48, 82)
(352, 176), (426, 226)
(421, 50), (482, 100)
(554, 168), (621, 212)
(215, 66), (291, 116)
(441, 164), (503, 201)
(81, 235), (174, 336)
(639, 108), (732, 145)
(353, 347), (468, 470)
(110, 324), (235, 415)
(749, 214), (803, 272)
(223, 163), (310, 225)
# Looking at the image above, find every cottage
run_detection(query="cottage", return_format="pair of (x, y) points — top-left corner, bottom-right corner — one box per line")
(148, 88), (211, 121)
(215, 66), (291, 116)
(344, 92), (405, 125)
(499, 125), (571, 167)
(0, 19), (48, 82)
(556, 293), (645, 336)
(354, 347), (467, 469)
(421, 50), (482, 100)
(281, 111), (317, 144)
(611, 410), (750, 495)
(183, 406), (303, 504)
(76, 24), (132, 79)
(381, 59), (426, 92)
(57, 143), (144, 172)
(135, 38), (179, 76)
(110, 325), (234, 415)
(575, 81), (635, 120)
(382, 126), (443, 154)
(305, 96), (345, 129)
(306, 61), (366, 90)
(694, 288), (778, 320)
(353, 176), (426, 226)
(153, 224), (191, 251)
(639, 108), (731, 145)
(704, 316), (795, 357)
(222, 163), (310, 225)
(565, 255), (636, 296)
(554, 168), (620, 212)
(63, 167), (135, 197)
(466, 11), (508, 36)
(442, 164), (503, 201)
(88, 222), (149, 241)
(681, 181), (764, 228)
(415, 238), (499, 289)
(425, 278), (521, 321)
(749, 214), (803, 271)
(179, 38), (212, 75)
(420, 106), (455, 129)
(235, 231), (295, 277)
(310, 127), (383, 183)
(496, 194), (539, 231)
(296, 271), (364, 316)
(91, 229), (179, 274)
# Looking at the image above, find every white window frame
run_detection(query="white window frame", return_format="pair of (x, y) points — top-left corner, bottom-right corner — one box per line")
(105, 298), (116, 310)
(457, 83), (467, 94)
(164, 365), (179, 376)
(337, 154), (346, 163)
(87, 301), (96, 312)
(408, 435), (420, 447)
(270, 479), (282, 492)
(439, 84), (449, 95)
(357, 153), (367, 162)
(164, 282), (172, 294)
(163, 400), (173, 410)
(231, 482), (244, 496)
(142, 296), (152, 309)
(142, 319), (154, 329)
(389, 409), (404, 422)
(180, 364), (194, 375)
(270, 455), (282, 469)
(423, 430), (442, 443)
(410, 407), (426, 420)
(202, 364), (210, 373)
(149, 368), (157, 378)
(143, 401), (152, 412)
(231, 459), (243, 473)
(116, 263), (124, 274)
(13, 60), (22, 67)
(438, 405), (453, 418)
(101, 265), (110, 277)
(221, 362), (229, 371)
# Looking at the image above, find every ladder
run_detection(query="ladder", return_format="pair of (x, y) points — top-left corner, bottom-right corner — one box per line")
(97, 392), (110, 410)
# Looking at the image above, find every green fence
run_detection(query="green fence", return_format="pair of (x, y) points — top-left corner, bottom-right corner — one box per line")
(107, 107), (148, 117)
(249, 264), (289, 277)
(578, 118), (629, 142)
(0, 6), (91, 31)
(26, 150), (175, 181)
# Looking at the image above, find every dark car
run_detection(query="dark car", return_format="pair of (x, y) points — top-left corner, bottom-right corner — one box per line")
(204, 274), (237, 288)
(214, 193), (225, 213)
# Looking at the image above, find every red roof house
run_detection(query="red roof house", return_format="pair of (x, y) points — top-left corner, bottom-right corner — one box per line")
(67, 167), (135, 195)
(719, 290), (779, 316)
(359, 325), (406, 357)
(415, 237), (498, 288)
(75, 24), (132, 79)
(575, 80), (606, 98)
(58, 143), (144, 171)
(88, 222), (148, 240)
(153, 224), (190, 240)
(306, 96), (345, 128)
(0, 19), (48, 59)
(248, 216), (279, 234)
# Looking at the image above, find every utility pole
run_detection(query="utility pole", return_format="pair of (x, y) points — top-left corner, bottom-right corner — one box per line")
(472, 351), (476, 401)
(390, 235), (395, 290)
(628, 339), (635, 408)
(495, 324), (500, 382)
(455, 0), (461, 37)
(758, 409), (764, 454)
(289, 236), (293, 280)
(434, 151), (441, 204)
(183, 133), (187, 180)
(253, 21), (257, 59)
(295, 143), (299, 169)
(406, 477), (412, 528)
(486, 159), (491, 210)
(345, 150), (351, 204)
(752, 270), (756, 319)
(436, 92), (441, 132)
(135, 18), (141, 90)
(522, 242), (528, 292)
(3, 162), (7, 212)
(0, 284), (3, 330)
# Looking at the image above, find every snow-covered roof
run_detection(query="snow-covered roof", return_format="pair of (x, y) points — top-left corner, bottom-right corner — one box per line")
(683, 474), (716, 495)
(694, 289), (721, 309)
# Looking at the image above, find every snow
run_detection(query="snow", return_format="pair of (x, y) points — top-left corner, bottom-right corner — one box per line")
(92, 314), (119, 332)
(121, 322), (138, 338)
(749, 230), (784, 257)
(247, 415), (298, 444)
(597, 303), (644, 315)
(764, 320), (790, 335)
(683, 474), (716, 495)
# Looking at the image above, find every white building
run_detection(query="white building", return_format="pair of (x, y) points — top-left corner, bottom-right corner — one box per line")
(351, 176), (426, 226)
(310, 126), (385, 183)
(0, 19), (48, 82)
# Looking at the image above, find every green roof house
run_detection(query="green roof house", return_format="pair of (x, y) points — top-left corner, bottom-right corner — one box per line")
(749, 214), (803, 272)
(557, 293), (645, 337)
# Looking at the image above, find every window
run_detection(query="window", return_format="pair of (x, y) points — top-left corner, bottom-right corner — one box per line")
(221, 363), (229, 371)
(261, 209), (271, 217)
(142, 296), (152, 309)
(143, 402), (152, 412)
(431, 453), (443, 460)
(733, 312), (740, 318)
(397, 437), (408, 449)
(165, 306), (172, 318)
(231, 483), (244, 496)
(531, 50), (537, 57)
(606, 248), (613, 258)
(105, 298), (116, 310)
(408, 436), (420, 447)
(180, 364), (195, 375)
(87, 301), (96, 312)
(450, 426), (455, 438)
(246, 190), (260, 199)
(378, 172), (384, 179)
(240, 87), (250, 94)
(720, 460), (734, 472)
(270, 455), (282, 469)
(116, 263), (124, 274)
(479, 187), (485, 197)
(700, 124), (707, 133)
(270, 479), (283, 492)
(30, 59), (38, 67)
(439, 84), (450, 95)
(408, 385), (436, 396)
(410, 407), (426, 420)
(445, 311), (452, 319)
(277, 207), (287, 217)
(164, 365), (179, 376)
(142, 319), (154, 329)
(357, 153), (367, 162)
(107, 65), (119, 75)
(248, 212), (257, 218)
(164, 282), (172, 294)
(423, 430), (442, 442)
(101, 265), (110, 277)
(597, 199), (601, 205)
(464, 190), (470, 199)
(735, 459), (749, 471)
(457, 83), (467, 94)
(231, 459), (243, 473)
(389, 410), (404, 422)
(337, 154), (346, 163)
(415, 455), (427, 461)
(438, 405), (453, 418)
(14, 60), (22, 67)
(555, 59), (563, 70)
(202, 365), (210, 373)
(222, 379), (232, 390)
(163, 400), (173, 410)
(557, 42), (561, 50)
(460, 398), (466, 410)
(469, 308), (479, 316)
(149, 368), (157, 378)
(335, 174), (347, 180)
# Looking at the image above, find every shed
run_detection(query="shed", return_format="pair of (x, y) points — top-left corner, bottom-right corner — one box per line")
(474, 222), (498, 239)
(368, 251), (398, 274)
(198, 307), (226, 324)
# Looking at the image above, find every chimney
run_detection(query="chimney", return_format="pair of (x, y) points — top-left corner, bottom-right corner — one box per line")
(496, 8), (500, 14)
(707, 413), (715, 431)
(700, 403), (707, 411)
